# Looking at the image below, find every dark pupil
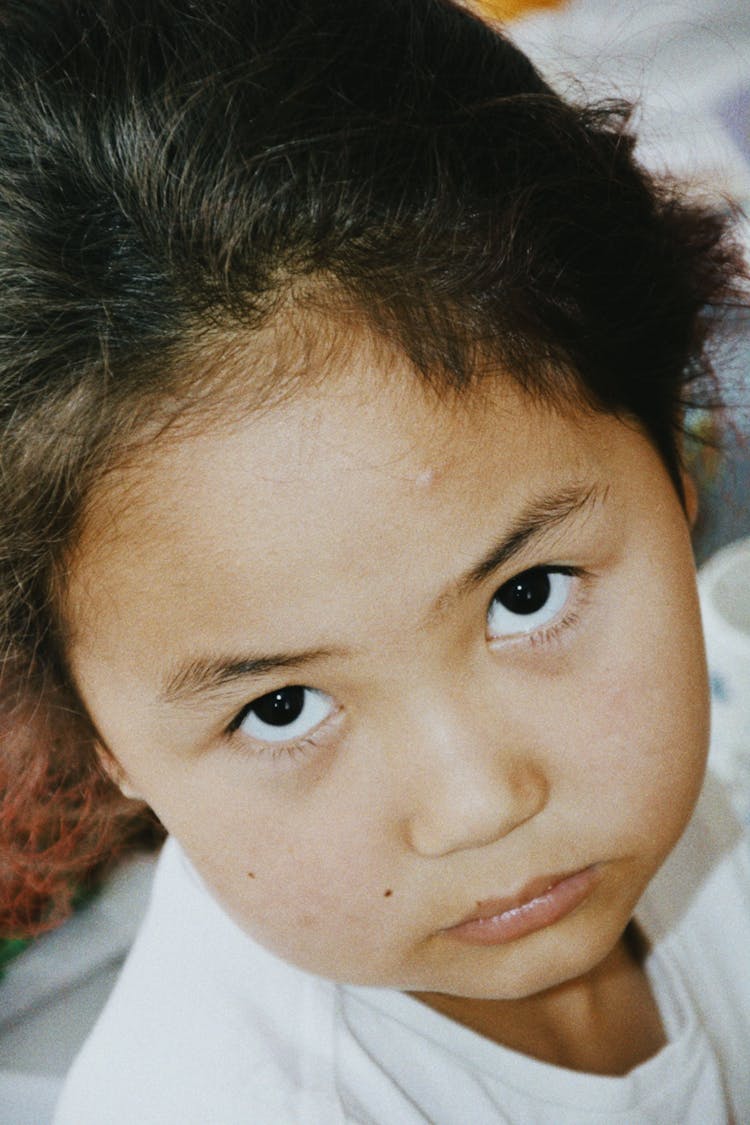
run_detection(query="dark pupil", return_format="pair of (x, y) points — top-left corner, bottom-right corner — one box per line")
(252, 686), (305, 727)
(497, 568), (551, 615)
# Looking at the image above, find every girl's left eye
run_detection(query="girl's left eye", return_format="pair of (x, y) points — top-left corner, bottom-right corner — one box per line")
(230, 685), (335, 744)
(487, 566), (575, 639)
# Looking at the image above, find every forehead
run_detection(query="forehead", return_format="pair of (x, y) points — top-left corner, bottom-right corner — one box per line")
(64, 336), (629, 662)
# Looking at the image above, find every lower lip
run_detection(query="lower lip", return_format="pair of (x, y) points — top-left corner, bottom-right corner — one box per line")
(443, 866), (601, 946)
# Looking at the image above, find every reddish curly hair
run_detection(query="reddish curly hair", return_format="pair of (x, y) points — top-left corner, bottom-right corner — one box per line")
(0, 665), (162, 937)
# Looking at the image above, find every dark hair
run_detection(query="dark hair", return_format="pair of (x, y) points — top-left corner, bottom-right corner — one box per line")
(0, 0), (745, 935)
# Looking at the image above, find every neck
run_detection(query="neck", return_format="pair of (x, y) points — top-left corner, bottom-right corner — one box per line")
(412, 925), (666, 1076)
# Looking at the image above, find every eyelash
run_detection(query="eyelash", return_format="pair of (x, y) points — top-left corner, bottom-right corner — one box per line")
(226, 564), (592, 762)
(526, 604), (582, 652)
(230, 732), (323, 762)
(488, 565), (590, 652)
(226, 699), (341, 761)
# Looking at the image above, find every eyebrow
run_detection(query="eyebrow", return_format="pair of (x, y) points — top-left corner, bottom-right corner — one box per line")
(160, 648), (343, 705)
(437, 480), (605, 609)
(159, 480), (605, 705)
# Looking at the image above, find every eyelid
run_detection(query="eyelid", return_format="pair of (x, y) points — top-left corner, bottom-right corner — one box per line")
(225, 688), (343, 762)
(486, 564), (591, 649)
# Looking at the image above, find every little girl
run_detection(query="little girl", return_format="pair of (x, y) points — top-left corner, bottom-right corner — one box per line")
(1, 1), (748, 1121)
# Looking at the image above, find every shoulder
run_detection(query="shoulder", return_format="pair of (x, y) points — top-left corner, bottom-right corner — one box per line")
(54, 839), (340, 1125)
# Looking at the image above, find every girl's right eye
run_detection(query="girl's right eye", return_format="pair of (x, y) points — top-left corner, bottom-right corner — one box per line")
(229, 685), (335, 744)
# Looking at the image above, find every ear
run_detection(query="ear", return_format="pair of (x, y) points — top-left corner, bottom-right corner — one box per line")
(681, 470), (699, 529)
(95, 742), (143, 801)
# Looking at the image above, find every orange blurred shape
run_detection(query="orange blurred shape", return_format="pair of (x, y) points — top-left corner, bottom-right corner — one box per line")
(472, 0), (567, 19)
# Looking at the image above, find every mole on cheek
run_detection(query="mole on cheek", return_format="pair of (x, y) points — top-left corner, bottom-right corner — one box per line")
(383, 888), (393, 898)
(247, 872), (256, 879)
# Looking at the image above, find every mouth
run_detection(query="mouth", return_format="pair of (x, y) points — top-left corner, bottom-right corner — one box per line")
(441, 865), (602, 947)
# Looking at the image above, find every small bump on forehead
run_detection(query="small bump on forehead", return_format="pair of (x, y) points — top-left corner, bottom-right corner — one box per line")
(414, 468), (436, 489)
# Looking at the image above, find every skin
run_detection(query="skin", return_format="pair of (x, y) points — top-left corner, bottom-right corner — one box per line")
(66, 333), (710, 1074)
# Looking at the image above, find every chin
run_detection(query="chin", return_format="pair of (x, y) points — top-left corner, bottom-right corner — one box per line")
(431, 917), (628, 1002)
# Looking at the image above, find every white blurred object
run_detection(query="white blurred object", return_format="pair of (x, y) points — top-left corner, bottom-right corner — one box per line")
(699, 536), (750, 825)
(510, 0), (750, 209)
(0, 852), (157, 1125)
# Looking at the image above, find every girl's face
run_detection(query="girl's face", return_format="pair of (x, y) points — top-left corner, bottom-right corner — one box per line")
(67, 337), (709, 1003)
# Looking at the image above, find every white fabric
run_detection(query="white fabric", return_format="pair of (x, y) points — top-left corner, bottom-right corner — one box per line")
(54, 773), (750, 1125)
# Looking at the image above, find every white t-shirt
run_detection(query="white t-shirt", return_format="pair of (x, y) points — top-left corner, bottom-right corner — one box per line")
(54, 774), (750, 1124)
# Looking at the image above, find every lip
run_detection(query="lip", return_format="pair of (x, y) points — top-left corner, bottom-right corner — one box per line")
(442, 865), (602, 946)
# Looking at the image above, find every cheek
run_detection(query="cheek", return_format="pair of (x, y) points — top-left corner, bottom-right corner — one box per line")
(563, 632), (708, 844)
(171, 772), (402, 972)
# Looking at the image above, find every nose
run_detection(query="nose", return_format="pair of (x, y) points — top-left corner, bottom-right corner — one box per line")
(403, 716), (549, 858)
